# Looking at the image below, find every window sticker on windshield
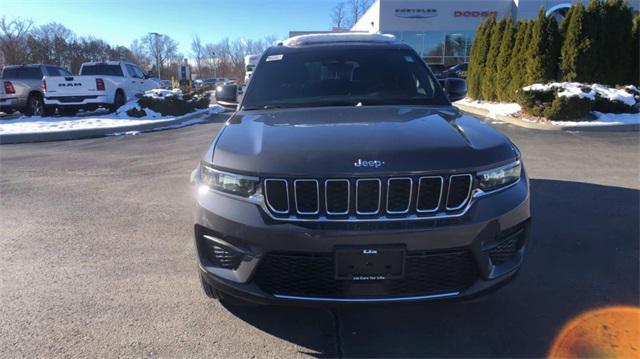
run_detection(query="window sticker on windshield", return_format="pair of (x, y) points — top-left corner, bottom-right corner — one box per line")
(404, 56), (415, 63)
(266, 54), (284, 62)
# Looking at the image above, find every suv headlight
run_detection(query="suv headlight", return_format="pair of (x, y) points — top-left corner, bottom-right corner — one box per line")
(477, 160), (521, 192)
(199, 162), (259, 197)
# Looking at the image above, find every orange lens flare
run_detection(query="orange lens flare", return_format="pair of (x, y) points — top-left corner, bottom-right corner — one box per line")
(549, 306), (640, 358)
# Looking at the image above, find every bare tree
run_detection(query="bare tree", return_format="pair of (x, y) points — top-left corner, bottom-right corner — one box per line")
(141, 33), (178, 79)
(30, 23), (74, 65)
(344, 0), (372, 28)
(191, 34), (205, 79)
(331, 2), (347, 29)
(129, 39), (150, 68)
(0, 17), (33, 64)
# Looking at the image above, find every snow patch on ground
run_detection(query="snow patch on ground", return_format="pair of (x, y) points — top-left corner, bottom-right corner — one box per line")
(523, 82), (637, 106)
(0, 102), (225, 135)
(551, 112), (640, 127)
(457, 98), (521, 119)
(458, 98), (639, 127)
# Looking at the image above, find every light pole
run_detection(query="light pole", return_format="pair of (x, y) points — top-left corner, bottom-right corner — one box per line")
(149, 32), (163, 79)
(212, 52), (217, 78)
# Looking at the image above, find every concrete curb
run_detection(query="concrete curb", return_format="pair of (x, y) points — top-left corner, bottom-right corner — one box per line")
(0, 111), (230, 145)
(454, 102), (639, 132)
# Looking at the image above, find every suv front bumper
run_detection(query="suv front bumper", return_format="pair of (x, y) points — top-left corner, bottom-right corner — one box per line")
(194, 173), (530, 305)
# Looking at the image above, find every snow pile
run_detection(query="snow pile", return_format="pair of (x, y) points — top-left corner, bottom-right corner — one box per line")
(459, 95), (639, 127)
(142, 88), (183, 99)
(283, 33), (396, 47)
(552, 112), (640, 127)
(457, 98), (521, 119)
(0, 102), (225, 136)
(114, 99), (163, 119)
(523, 82), (637, 106)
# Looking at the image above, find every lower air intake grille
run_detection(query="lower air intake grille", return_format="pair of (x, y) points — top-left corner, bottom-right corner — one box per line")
(253, 250), (478, 298)
(206, 243), (243, 269)
(486, 224), (527, 264)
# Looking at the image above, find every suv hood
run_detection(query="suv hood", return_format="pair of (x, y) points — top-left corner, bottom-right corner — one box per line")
(211, 106), (518, 176)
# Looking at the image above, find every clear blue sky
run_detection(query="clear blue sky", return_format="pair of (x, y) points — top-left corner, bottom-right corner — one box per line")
(3, 0), (342, 54)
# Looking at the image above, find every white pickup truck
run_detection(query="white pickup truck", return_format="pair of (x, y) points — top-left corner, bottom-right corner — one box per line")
(43, 61), (159, 114)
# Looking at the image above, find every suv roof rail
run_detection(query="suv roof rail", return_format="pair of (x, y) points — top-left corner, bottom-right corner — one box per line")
(282, 33), (397, 47)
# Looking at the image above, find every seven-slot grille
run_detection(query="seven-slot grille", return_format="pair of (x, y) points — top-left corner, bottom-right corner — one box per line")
(263, 175), (473, 219)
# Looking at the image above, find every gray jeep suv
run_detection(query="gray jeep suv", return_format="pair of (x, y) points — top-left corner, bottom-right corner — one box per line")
(1, 64), (72, 116)
(192, 34), (530, 305)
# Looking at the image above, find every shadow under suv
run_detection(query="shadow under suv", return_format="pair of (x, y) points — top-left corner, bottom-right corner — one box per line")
(192, 34), (530, 305)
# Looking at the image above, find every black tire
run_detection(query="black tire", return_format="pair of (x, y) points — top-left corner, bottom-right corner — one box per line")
(109, 90), (126, 112)
(59, 107), (78, 116)
(25, 94), (45, 116)
(44, 106), (56, 116)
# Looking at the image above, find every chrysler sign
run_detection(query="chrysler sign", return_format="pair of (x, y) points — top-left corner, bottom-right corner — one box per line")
(454, 10), (498, 17)
(394, 8), (438, 19)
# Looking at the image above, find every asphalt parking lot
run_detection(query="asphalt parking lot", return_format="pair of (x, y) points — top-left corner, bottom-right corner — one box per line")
(1, 115), (638, 357)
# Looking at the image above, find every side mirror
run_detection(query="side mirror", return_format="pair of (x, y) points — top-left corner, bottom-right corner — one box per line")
(215, 83), (238, 107)
(444, 78), (467, 102)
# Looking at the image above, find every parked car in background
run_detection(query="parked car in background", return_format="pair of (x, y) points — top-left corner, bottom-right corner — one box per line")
(429, 64), (448, 80)
(446, 63), (468, 79)
(244, 54), (260, 83)
(159, 80), (173, 89)
(203, 77), (231, 87)
(43, 61), (157, 114)
(1, 64), (72, 116)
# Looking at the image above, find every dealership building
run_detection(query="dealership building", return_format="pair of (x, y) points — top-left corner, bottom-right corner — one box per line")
(331, 0), (636, 66)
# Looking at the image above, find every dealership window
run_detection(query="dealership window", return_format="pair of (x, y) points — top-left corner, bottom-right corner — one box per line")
(402, 32), (425, 55)
(444, 31), (474, 67)
(422, 31), (444, 64)
(392, 31), (474, 66)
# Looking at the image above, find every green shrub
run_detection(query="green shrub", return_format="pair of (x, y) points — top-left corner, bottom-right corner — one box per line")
(543, 96), (593, 121)
(138, 96), (194, 116)
(136, 92), (210, 116)
(126, 107), (146, 118)
(516, 89), (555, 117)
(193, 96), (210, 109)
(593, 95), (638, 114)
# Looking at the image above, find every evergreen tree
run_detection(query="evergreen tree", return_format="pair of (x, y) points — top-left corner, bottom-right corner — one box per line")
(496, 18), (515, 101)
(481, 18), (506, 101)
(467, 18), (494, 99)
(560, 3), (593, 82)
(525, 8), (549, 84)
(543, 16), (561, 81)
(560, 5), (574, 37)
(632, 14), (640, 85)
(466, 19), (486, 99)
(585, 0), (604, 82)
(506, 21), (531, 99)
(606, 0), (633, 85)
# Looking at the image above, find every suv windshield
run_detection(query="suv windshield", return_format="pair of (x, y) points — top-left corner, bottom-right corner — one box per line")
(80, 64), (124, 77)
(242, 47), (448, 110)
